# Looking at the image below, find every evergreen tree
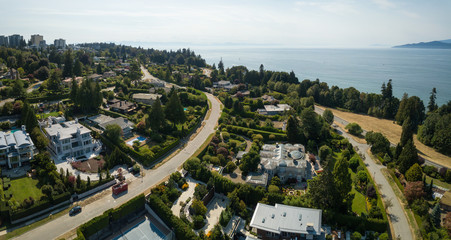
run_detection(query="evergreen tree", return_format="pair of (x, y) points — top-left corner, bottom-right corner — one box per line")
(218, 59), (225, 75)
(322, 109), (334, 125)
(148, 97), (165, 132)
(70, 78), (78, 103)
(62, 49), (73, 78)
(428, 88), (438, 113)
(397, 140), (418, 174)
(287, 115), (301, 143)
(405, 163), (423, 182)
(96, 63), (103, 74)
(400, 117), (414, 147)
(165, 91), (186, 125)
(73, 59), (82, 76)
(12, 79), (26, 98)
(333, 155), (353, 212)
(87, 176), (91, 187)
(47, 69), (62, 91)
(300, 107), (321, 142)
(431, 203), (441, 227)
(307, 168), (338, 210)
(20, 102), (37, 131)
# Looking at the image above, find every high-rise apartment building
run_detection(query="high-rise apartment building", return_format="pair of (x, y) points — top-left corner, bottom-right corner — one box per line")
(54, 38), (66, 49)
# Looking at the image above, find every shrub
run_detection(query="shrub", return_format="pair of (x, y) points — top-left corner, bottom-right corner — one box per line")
(345, 123), (363, 136)
(349, 156), (360, 172)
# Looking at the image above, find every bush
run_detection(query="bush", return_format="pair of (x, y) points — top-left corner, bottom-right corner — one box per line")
(345, 123), (363, 136)
(349, 156), (360, 172)
(181, 183), (189, 191)
(192, 215), (205, 230)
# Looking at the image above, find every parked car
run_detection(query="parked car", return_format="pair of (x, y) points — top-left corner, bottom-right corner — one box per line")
(69, 206), (82, 216)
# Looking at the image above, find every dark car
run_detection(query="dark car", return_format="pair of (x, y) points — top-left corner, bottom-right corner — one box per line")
(69, 206), (82, 216)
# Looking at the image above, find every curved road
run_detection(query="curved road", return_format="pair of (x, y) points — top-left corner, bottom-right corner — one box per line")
(15, 93), (222, 240)
(315, 106), (413, 240)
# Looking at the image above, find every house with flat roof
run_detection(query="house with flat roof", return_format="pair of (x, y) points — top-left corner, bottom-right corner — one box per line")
(88, 114), (134, 138)
(0, 126), (35, 168)
(212, 80), (239, 91)
(42, 119), (101, 161)
(132, 93), (162, 105)
(257, 104), (291, 115)
(250, 203), (325, 240)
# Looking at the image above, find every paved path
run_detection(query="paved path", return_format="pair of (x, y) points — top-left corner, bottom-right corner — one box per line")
(314, 106), (413, 240)
(171, 177), (201, 217)
(14, 93), (222, 240)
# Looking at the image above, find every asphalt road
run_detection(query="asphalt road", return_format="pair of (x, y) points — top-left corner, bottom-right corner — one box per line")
(14, 92), (222, 240)
(314, 106), (413, 240)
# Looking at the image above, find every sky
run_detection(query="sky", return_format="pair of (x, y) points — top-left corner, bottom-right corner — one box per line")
(1, 0), (450, 48)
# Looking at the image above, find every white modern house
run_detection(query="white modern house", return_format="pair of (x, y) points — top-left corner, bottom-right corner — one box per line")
(0, 126), (35, 168)
(250, 203), (325, 240)
(257, 104), (292, 115)
(42, 119), (101, 162)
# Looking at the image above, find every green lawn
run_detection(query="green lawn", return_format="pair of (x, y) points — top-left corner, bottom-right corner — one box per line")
(351, 187), (367, 216)
(424, 174), (451, 190)
(38, 112), (60, 119)
(10, 177), (44, 203)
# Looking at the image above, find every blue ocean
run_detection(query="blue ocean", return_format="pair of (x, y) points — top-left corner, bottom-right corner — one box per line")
(194, 48), (451, 106)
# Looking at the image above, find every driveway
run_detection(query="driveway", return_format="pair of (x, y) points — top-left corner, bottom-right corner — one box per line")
(199, 194), (229, 234)
(315, 106), (413, 240)
(13, 91), (222, 240)
(171, 177), (201, 217)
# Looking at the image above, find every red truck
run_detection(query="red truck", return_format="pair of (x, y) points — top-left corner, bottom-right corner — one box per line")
(112, 181), (128, 195)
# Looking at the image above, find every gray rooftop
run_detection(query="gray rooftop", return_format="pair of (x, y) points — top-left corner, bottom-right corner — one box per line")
(88, 114), (115, 125)
(98, 117), (133, 131)
(250, 203), (322, 236)
(44, 121), (91, 139)
(132, 93), (162, 100)
(0, 127), (34, 148)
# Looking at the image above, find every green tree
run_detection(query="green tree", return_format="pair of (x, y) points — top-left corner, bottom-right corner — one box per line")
(365, 131), (390, 155)
(431, 203), (441, 227)
(345, 123), (363, 136)
(20, 102), (38, 131)
(129, 61), (142, 81)
(300, 107), (321, 142)
(104, 124), (123, 144)
(147, 97), (165, 132)
(405, 163), (423, 182)
(70, 78), (78, 103)
(395, 95), (425, 130)
(165, 91), (186, 125)
(318, 145), (332, 161)
(96, 63), (103, 74)
(218, 59), (225, 75)
(428, 88), (438, 113)
(322, 109), (334, 125)
(333, 155), (353, 212)
(400, 117), (414, 147)
(12, 79), (25, 98)
(191, 199), (207, 216)
(47, 69), (62, 91)
(307, 169), (338, 210)
(397, 140), (418, 174)
(286, 115), (302, 143)
(73, 59), (83, 76)
(34, 66), (50, 81)
(63, 49), (73, 78)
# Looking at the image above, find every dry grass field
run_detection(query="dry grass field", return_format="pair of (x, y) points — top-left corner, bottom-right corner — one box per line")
(317, 105), (451, 168)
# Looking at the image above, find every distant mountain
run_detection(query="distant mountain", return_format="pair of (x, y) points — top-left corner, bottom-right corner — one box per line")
(440, 39), (451, 44)
(393, 40), (451, 49)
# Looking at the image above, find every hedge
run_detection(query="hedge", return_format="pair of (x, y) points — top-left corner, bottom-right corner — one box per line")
(27, 93), (70, 103)
(147, 194), (200, 240)
(111, 194), (145, 221)
(78, 194), (146, 239)
(99, 109), (129, 119)
(79, 213), (109, 238)
(224, 124), (287, 141)
(330, 212), (388, 233)
(10, 200), (52, 221)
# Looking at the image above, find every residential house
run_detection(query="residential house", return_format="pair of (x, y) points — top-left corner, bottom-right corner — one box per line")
(87, 73), (102, 81)
(440, 191), (451, 211)
(257, 104), (291, 115)
(42, 119), (101, 161)
(103, 71), (116, 78)
(110, 100), (136, 114)
(212, 80), (239, 91)
(88, 114), (134, 138)
(261, 95), (275, 103)
(62, 77), (83, 87)
(0, 126), (35, 168)
(132, 93), (162, 105)
(259, 143), (311, 183)
(250, 203), (325, 240)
